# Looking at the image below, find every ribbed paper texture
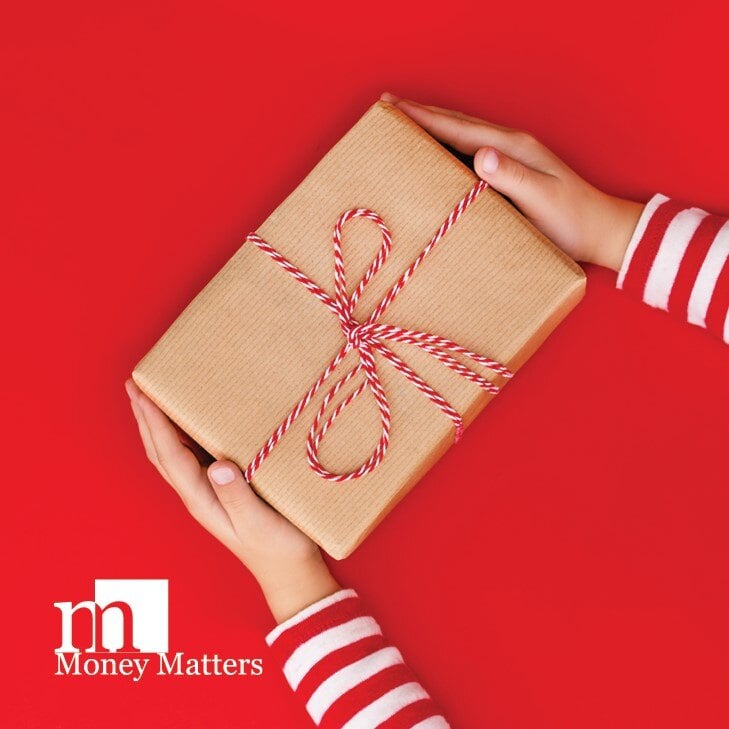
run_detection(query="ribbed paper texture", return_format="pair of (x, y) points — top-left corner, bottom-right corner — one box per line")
(133, 101), (585, 558)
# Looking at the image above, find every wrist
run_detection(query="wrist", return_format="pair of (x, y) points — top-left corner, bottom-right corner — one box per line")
(587, 193), (644, 272)
(257, 553), (341, 624)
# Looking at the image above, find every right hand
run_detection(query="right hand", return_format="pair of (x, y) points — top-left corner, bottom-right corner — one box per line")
(382, 93), (644, 272)
(125, 378), (340, 623)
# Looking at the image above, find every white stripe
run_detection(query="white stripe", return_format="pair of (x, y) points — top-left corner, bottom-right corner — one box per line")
(412, 718), (451, 729)
(266, 589), (358, 646)
(306, 647), (404, 724)
(340, 681), (430, 729)
(723, 307), (729, 344)
(617, 194), (668, 289)
(284, 616), (382, 690)
(687, 220), (729, 327)
(643, 207), (708, 310)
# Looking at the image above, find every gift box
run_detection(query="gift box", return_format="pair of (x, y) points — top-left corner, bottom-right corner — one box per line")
(133, 100), (585, 558)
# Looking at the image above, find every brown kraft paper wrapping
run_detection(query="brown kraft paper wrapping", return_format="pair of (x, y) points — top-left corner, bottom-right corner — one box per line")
(133, 100), (586, 558)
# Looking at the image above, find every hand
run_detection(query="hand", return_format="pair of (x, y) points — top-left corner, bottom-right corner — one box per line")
(381, 93), (643, 272)
(125, 378), (340, 623)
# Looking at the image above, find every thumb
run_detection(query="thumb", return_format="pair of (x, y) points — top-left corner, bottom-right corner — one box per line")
(474, 147), (551, 209)
(207, 460), (261, 527)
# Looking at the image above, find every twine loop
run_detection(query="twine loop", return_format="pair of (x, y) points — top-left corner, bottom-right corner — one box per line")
(243, 180), (513, 483)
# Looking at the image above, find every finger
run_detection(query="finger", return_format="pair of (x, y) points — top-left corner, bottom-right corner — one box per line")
(132, 384), (205, 490)
(173, 422), (215, 467)
(131, 397), (164, 472)
(126, 380), (164, 473)
(387, 99), (523, 157)
(127, 380), (214, 474)
(387, 97), (563, 173)
(125, 383), (242, 552)
(135, 392), (240, 538)
(208, 461), (265, 533)
(381, 92), (491, 125)
(474, 147), (557, 211)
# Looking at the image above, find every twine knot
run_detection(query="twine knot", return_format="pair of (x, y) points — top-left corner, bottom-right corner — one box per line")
(243, 180), (514, 483)
(342, 321), (372, 350)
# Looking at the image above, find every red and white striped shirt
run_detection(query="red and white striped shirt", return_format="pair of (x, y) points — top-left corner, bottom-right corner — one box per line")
(266, 589), (448, 728)
(267, 196), (729, 729)
(618, 194), (729, 342)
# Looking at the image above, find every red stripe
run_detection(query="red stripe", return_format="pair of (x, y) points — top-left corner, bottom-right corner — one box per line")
(268, 596), (367, 665)
(319, 663), (413, 729)
(294, 634), (388, 705)
(621, 199), (687, 297)
(376, 697), (443, 728)
(704, 253), (729, 339)
(667, 214), (726, 317)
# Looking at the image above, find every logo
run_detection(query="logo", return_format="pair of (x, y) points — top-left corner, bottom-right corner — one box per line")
(54, 579), (262, 681)
(55, 579), (168, 654)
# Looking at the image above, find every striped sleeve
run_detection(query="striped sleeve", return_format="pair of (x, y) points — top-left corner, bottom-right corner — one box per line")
(617, 194), (729, 343)
(265, 589), (449, 728)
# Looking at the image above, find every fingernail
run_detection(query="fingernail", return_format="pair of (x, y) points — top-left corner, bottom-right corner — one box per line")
(380, 91), (400, 103)
(480, 149), (499, 174)
(124, 379), (135, 399)
(210, 466), (236, 485)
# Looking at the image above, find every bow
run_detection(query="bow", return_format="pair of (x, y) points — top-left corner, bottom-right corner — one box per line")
(244, 180), (512, 483)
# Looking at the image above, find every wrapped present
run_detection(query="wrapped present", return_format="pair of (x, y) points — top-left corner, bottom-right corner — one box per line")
(133, 101), (585, 558)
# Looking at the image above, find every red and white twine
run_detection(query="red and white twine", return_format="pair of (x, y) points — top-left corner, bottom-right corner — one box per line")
(242, 180), (513, 483)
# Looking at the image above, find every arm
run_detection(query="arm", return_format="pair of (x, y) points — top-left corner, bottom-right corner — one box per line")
(266, 589), (447, 728)
(125, 379), (448, 728)
(617, 196), (729, 341)
(383, 93), (728, 344)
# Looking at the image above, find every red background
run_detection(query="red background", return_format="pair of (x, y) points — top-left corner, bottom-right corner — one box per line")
(3, 1), (728, 727)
